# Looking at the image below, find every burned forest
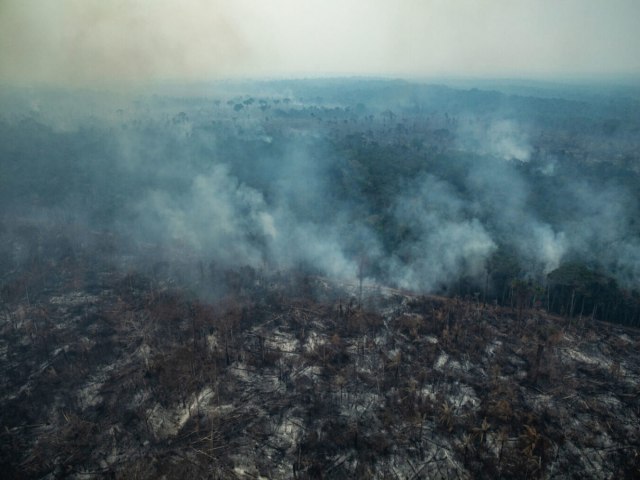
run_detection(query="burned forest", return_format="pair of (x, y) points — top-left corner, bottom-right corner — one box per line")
(2, 79), (640, 478)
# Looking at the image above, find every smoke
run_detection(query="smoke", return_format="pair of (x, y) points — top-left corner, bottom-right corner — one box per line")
(1, 0), (639, 86)
(387, 174), (496, 291)
(0, 0), (252, 87)
(131, 155), (364, 281)
(560, 179), (640, 284)
(134, 165), (273, 268)
(120, 122), (370, 283)
(460, 150), (567, 274)
(1, 81), (639, 298)
(458, 119), (532, 162)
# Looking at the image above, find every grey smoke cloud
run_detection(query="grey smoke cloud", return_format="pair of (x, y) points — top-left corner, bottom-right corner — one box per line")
(1, 82), (639, 296)
(458, 119), (532, 162)
(388, 174), (496, 291)
(0, 0), (252, 87)
(1, 0), (639, 87)
(122, 122), (368, 282)
(561, 180), (640, 284)
(135, 165), (274, 268)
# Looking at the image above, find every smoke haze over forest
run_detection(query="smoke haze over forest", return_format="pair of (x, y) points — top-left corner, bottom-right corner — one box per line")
(1, 80), (640, 305)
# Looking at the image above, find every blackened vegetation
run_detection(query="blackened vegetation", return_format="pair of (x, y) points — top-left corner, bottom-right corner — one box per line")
(1, 237), (640, 479)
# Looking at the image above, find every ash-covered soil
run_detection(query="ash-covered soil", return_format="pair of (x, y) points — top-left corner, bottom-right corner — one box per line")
(2, 261), (640, 479)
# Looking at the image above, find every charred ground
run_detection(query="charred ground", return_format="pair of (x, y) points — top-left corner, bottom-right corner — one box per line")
(1, 227), (639, 479)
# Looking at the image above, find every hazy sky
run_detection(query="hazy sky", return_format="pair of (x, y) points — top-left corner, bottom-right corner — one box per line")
(1, 0), (638, 87)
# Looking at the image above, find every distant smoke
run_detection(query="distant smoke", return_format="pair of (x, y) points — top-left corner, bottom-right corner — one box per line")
(0, 0), (251, 87)
(458, 118), (532, 162)
(1, 0), (639, 86)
